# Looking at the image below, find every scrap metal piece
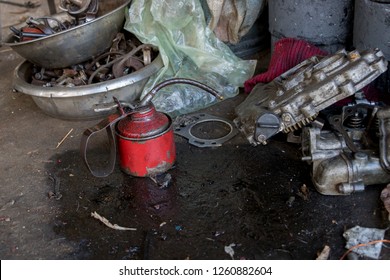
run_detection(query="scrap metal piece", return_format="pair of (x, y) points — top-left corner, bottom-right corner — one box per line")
(9, 17), (70, 41)
(112, 56), (144, 78)
(59, 0), (99, 23)
(343, 226), (386, 259)
(60, 0), (92, 15)
(234, 49), (388, 146)
(142, 45), (152, 66)
(174, 113), (238, 148)
(328, 114), (359, 153)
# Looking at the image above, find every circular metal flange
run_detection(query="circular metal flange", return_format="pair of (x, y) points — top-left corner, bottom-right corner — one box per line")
(174, 113), (238, 147)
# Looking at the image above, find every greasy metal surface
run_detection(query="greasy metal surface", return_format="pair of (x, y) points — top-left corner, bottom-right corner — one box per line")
(269, 0), (353, 53)
(312, 152), (390, 195)
(302, 103), (390, 195)
(3, 0), (131, 68)
(234, 49), (388, 146)
(12, 55), (164, 120)
(353, 0), (390, 61)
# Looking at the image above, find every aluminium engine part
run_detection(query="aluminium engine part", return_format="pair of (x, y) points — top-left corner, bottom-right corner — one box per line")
(302, 102), (380, 165)
(234, 48), (388, 146)
(302, 103), (390, 195)
(311, 151), (390, 195)
(174, 113), (238, 148)
(269, 0), (353, 53)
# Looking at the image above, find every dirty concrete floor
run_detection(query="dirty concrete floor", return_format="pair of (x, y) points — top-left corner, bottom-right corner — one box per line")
(1, 1), (390, 261)
(1, 45), (390, 260)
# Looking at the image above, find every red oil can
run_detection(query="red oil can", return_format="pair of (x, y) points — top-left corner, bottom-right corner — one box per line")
(81, 78), (223, 177)
(116, 104), (176, 177)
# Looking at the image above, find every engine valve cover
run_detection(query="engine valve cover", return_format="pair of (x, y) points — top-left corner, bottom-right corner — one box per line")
(234, 49), (388, 146)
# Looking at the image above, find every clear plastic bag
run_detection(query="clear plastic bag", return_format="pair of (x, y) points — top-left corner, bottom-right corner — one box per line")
(124, 0), (256, 116)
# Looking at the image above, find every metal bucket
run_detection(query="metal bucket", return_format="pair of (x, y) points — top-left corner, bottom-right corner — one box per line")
(3, 0), (131, 69)
(268, 0), (353, 53)
(353, 0), (390, 60)
(12, 54), (164, 120)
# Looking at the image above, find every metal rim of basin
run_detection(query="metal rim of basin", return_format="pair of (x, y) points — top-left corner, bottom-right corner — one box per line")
(12, 54), (163, 98)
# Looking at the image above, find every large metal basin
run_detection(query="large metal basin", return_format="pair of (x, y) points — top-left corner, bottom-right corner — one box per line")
(12, 54), (163, 120)
(3, 0), (131, 69)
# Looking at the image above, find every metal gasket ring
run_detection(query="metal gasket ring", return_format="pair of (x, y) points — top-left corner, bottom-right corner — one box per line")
(174, 113), (238, 147)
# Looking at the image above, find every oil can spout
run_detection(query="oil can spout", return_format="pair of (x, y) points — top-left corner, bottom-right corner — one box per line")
(139, 78), (224, 107)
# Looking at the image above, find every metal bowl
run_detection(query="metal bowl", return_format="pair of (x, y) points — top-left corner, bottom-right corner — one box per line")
(12, 54), (163, 120)
(3, 0), (131, 69)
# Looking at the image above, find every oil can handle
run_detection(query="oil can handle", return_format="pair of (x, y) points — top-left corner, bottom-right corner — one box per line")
(80, 111), (128, 177)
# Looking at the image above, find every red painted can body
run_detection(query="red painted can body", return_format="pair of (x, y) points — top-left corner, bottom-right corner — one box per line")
(116, 105), (176, 177)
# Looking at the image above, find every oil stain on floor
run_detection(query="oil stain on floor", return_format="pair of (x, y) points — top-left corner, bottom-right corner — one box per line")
(46, 139), (390, 260)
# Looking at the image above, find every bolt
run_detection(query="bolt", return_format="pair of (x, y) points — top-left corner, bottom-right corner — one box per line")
(301, 156), (312, 162)
(282, 114), (291, 123)
(268, 100), (276, 108)
(354, 152), (368, 160)
(257, 134), (267, 144)
(276, 90), (284, 97)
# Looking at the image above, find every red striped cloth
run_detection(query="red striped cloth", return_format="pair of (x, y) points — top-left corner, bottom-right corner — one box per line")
(244, 38), (328, 93)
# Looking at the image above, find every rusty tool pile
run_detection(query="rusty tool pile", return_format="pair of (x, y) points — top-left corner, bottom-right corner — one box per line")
(9, 0), (100, 42)
(9, 16), (76, 41)
(29, 33), (156, 87)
